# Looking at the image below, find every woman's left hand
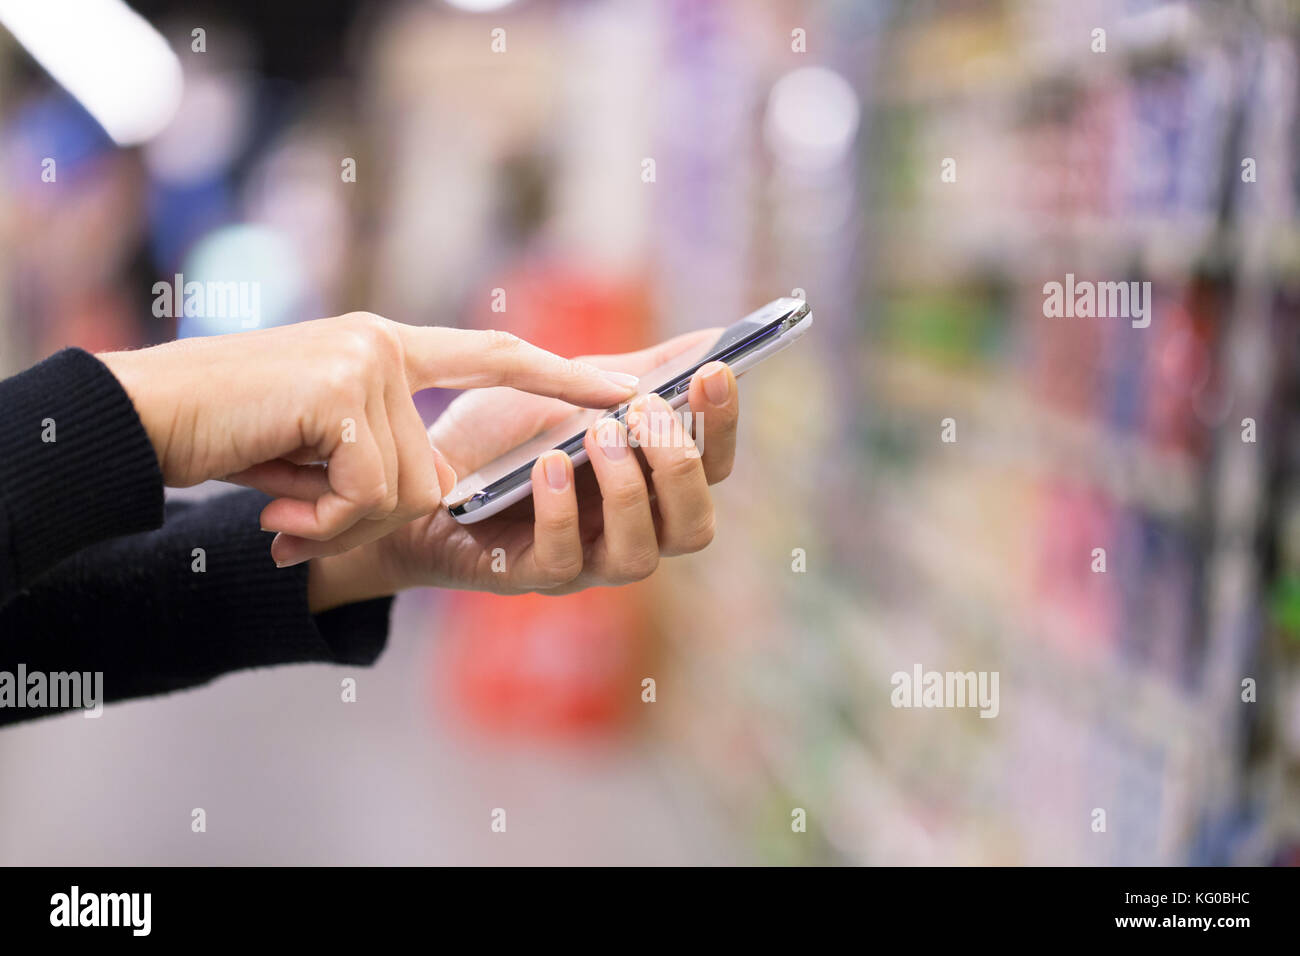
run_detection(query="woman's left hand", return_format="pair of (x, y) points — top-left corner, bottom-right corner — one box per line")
(309, 329), (740, 608)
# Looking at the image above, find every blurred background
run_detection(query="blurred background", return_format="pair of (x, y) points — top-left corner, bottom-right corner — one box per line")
(1, 0), (1299, 865)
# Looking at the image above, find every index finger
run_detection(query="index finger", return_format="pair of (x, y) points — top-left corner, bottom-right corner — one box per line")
(395, 325), (640, 407)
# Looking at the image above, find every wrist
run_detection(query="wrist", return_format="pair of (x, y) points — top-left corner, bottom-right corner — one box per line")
(97, 348), (178, 481)
(307, 544), (402, 613)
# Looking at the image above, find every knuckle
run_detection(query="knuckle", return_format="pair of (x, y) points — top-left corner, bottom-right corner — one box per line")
(394, 480), (442, 519)
(477, 329), (526, 385)
(372, 320), (403, 359)
(558, 356), (589, 382)
(323, 358), (367, 399)
(345, 313), (398, 360)
(484, 328), (524, 357)
(538, 552), (584, 587)
(543, 507), (582, 541)
(614, 548), (659, 583)
(537, 513), (583, 584)
(346, 310), (388, 335)
(661, 451), (702, 482)
(605, 481), (646, 513)
(680, 512), (716, 553)
(353, 480), (390, 514)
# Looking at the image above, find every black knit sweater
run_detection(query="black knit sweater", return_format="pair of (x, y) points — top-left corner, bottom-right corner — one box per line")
(0, 348), (393, 726)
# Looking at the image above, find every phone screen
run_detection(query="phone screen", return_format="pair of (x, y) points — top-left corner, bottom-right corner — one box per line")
(447, 298), (805, 518)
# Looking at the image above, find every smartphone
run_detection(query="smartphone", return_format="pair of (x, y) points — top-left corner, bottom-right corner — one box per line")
(445, 296), (813, 523)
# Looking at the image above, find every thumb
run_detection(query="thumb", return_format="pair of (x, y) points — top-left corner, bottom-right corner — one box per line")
(395, 325), (640, 407)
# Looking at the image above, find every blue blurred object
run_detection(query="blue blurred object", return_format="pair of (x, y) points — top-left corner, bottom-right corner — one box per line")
(4, 91), (113, 185)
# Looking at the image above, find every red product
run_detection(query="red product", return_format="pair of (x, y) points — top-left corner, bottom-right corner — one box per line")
(434, 264), (655, 738)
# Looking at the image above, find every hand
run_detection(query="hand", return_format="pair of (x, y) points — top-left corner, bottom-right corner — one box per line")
(98, 313), (640, 565)
(309, 328), (740, 607)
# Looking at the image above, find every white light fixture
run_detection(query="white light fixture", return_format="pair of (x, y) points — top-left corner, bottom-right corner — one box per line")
(0, 0), (182, 146)
(441, 0), (519, 12)
(764, 66), (861, 172)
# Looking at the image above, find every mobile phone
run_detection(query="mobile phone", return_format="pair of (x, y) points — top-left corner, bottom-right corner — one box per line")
(445, 296), (813, 523)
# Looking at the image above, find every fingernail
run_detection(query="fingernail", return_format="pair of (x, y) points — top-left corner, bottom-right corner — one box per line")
(273, 532), (305, 568)
(702, 364), (731, 405)
(431, 447), (457, 496)
(542, 452), (570, 491)
(598, 420), (629, 460)
(599, 370), (640, 391)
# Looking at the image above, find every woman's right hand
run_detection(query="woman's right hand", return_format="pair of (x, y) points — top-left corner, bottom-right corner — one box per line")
(98, 313), (640, 566)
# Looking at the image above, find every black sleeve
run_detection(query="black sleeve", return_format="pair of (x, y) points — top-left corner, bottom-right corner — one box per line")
(0, 489), (393, 725)
(0, 348), (164, 605)
(0, 350), (393, 725)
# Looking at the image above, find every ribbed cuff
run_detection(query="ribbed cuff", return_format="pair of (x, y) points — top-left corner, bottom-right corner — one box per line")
(149, 490), (393, 683)
(0, 349), (164, 596)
